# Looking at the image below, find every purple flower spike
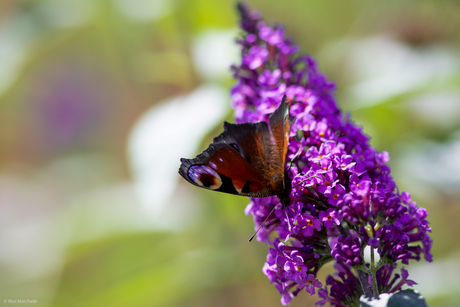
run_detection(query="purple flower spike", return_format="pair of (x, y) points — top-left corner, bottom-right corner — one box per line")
(233, 3), (432, 305)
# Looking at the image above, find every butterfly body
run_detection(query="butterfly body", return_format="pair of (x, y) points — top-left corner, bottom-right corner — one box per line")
(179, 96), (292, 208)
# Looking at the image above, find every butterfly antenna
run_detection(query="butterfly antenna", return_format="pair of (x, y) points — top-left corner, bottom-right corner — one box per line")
(248, 205), (279, 243)
(248, 176), (320, 242)
(285, 208), (292, 232)
(292, 175), (320, 189)
(287, 145), (303, 172)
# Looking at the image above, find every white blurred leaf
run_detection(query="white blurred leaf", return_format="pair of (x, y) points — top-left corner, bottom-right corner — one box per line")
(127, 84), (228, 228)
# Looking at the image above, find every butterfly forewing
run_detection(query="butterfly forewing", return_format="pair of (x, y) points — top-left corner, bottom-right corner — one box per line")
(268, 97), (291, 168)
(179, 96), (291, 205)
(179, 122), (274, 198)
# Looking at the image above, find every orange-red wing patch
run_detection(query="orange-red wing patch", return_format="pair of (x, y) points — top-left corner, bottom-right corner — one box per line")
(208, 146), (267, 194)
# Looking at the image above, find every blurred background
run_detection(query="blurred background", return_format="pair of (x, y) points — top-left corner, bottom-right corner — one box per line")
(0, 0), (459, 306)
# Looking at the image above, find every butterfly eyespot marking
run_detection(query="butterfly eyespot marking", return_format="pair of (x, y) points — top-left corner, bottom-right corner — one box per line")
(230, 143), (239, 152)
(188, 165), (222, 189)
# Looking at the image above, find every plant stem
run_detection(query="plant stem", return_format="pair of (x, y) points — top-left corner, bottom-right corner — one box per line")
(370, 248), (379, 298)
(356, 269), (373, 298)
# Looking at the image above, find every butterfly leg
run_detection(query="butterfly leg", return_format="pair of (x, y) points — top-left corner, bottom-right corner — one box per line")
(287, 145), (303, 172)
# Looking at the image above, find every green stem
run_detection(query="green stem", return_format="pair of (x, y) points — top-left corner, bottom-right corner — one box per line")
(370, 248), (379, 298)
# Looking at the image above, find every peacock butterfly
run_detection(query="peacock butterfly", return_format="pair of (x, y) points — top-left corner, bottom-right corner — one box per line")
(179, 95), (292, 208)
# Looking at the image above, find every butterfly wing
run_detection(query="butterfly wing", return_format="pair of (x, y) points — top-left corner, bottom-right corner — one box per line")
(179, 96), (291, 204)
(267, 97), (292, 207)
(179, 120), (275, 198)
(269, 96), (291, 167)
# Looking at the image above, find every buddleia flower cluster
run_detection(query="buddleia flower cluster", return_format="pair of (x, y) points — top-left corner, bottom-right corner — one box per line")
(231, 3), (432, 306)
